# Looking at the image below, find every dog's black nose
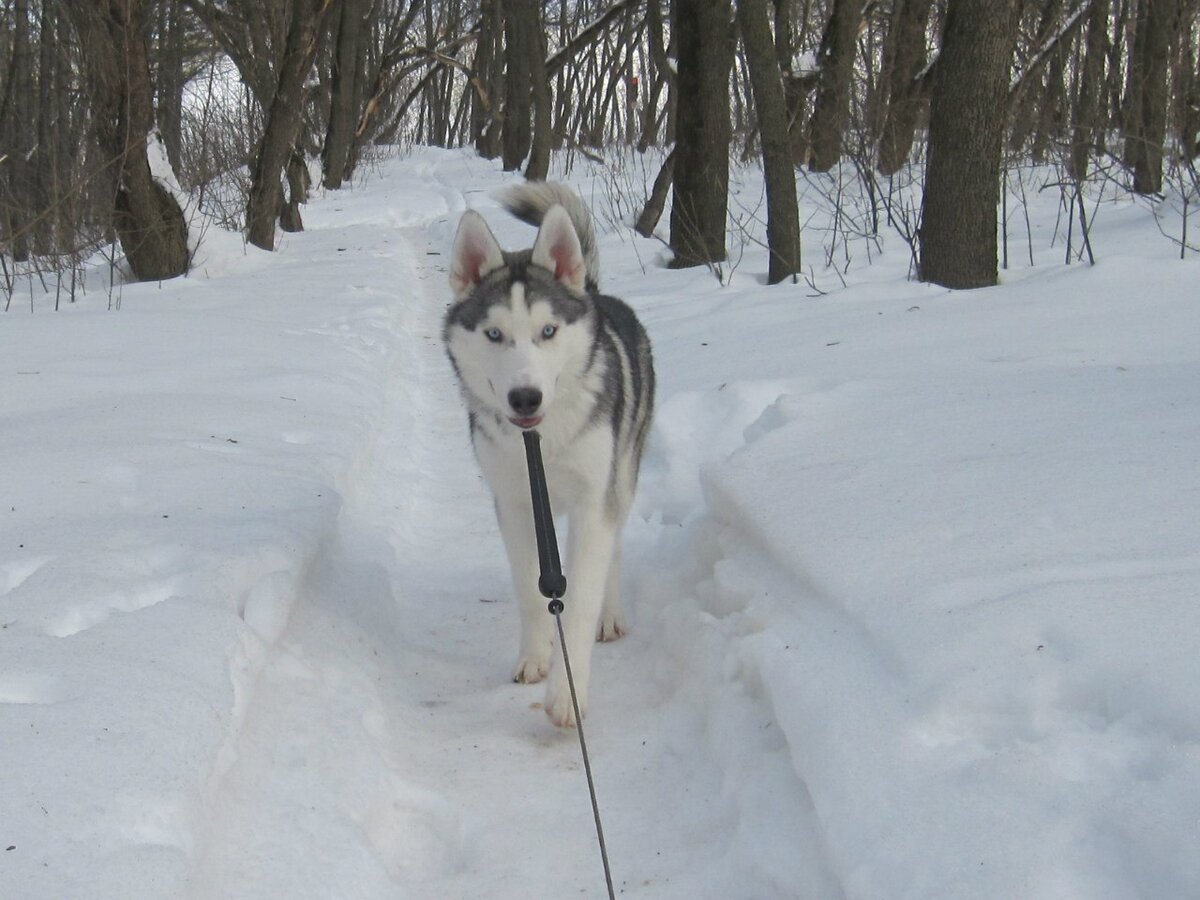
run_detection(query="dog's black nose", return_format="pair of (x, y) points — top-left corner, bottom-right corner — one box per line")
(508, 387), (542, 416)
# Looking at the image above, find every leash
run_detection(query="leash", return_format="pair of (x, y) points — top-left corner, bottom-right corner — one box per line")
(521, 429), (616, 900)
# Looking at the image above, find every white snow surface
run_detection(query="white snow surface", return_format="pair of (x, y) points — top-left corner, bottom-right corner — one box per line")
(3, 148), (1199, 899)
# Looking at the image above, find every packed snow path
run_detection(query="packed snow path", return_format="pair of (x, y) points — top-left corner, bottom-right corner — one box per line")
(179, 226), (699, 898)
(3, 152), (837, 900)
(174, 171), (835, 898)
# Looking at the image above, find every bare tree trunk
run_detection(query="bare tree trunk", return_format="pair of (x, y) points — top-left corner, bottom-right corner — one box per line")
(636, 148), (675, 236)
(807, 0), (859, 172)
(155, 0), (186, 176)
(1107, 0), (1132, 138)
(639, 0), (672, 149)
(918, 0), (1020, 289)
(54, 3), (78, 255)
(622, 10), (637, 145)
(68, 0), (190, 281)
(501, 0), (535, 170)
(1172, 0), (1199, 159)
(246, 0), (331, 251)
(524, 2), (552, 180)
(670, 0), (733, 268)
(772, 0), (792, 72)
(768, 0), (797, 161)
(280, 148), (310, 232)
(33, 1), (57, 253)
(323, 0), (367, 188)
(731, 44), (751, 150)
(1123, 0), (1178, 194)
(473, 0), (504, 158)
(736, 0), (800, 283)
(5, 0), (33, 261)
(877, 0), (933, 175)
(775, 0), (815, 164)
(1069, 0), (1111, 180)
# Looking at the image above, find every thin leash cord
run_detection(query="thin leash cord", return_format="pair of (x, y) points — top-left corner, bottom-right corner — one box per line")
(552, 608), (616, 900)
(522, 431), (617, 900)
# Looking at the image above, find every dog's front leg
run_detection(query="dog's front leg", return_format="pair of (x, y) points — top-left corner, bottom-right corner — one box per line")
(544, 507), (617, 727)
(598, 539), (628, 642)
(495, 493), (556, 684)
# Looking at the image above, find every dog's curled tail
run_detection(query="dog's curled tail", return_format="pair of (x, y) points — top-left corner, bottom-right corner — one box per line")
(499, 182), (600, 292)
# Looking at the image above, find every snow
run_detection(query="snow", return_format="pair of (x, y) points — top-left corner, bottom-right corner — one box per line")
(3, 147), (1200, 899)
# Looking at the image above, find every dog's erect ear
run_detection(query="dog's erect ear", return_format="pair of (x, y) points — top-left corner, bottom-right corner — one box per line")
(449, 210), (505, 298)
(531, 205), (587, 294)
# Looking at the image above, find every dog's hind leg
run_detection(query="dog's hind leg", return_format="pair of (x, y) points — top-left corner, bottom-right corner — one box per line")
(495, 494), (555, 684)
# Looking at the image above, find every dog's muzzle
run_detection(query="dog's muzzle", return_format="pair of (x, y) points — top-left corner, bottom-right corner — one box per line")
(508, 387), (543, 429)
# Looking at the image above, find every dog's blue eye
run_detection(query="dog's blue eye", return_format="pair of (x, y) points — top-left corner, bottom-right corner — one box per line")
(541, 324), (558, 339)
(484, 327), (503, 343)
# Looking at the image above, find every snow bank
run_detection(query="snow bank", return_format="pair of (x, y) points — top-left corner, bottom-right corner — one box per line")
(630, 242), (1200, 898)
(2, 211), (404, 897)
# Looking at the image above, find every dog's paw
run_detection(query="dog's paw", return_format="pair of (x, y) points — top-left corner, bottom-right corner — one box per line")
(512, 654), (550, 684)
(544, 678), (583, 728)
(597, 611), (627, 642)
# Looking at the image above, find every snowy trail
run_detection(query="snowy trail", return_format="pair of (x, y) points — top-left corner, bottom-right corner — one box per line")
(184, 225), (507, 897)
(181, 219), (674, 897)
(179, 172), (836, 897)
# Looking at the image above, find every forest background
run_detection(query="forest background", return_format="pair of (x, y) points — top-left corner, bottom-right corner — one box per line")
(1, 0), (1198, 304)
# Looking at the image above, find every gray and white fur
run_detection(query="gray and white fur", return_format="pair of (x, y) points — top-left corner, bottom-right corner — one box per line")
(443, 183), (654, 727)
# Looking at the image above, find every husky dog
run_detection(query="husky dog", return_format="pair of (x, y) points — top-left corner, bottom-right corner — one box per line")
(443, 184), (654, 727)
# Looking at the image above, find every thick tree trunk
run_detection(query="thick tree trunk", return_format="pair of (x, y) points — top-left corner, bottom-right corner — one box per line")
(772, 0), (792, 72)
(1123, 0), (1178, 194)
(877, 0), (933, 176)
(1069, 0), (1111, 180)
(501, 0), (536, 171)
(918, 0), (1020, 290)
(68, 0), (190, 281)
(246, 0), (330, 251)
(473, 0), (504, 158)
(772, 0), (815, 165)
(736, 0), (800, 284)
(524, 2), (552, 181)
(807, 0), (859, 172)
(670, 0), (733, 268)
(322, 0), (367, 189)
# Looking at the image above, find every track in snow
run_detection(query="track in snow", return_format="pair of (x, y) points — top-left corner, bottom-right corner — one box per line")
(184, 189), (834, 898)
(185, 225), (630, 898)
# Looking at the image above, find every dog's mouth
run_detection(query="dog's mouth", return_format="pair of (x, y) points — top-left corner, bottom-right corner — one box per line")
(508, 414), (544, 430)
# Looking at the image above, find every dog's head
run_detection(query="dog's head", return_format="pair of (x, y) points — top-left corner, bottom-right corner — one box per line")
(444, 206), (593, 431)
